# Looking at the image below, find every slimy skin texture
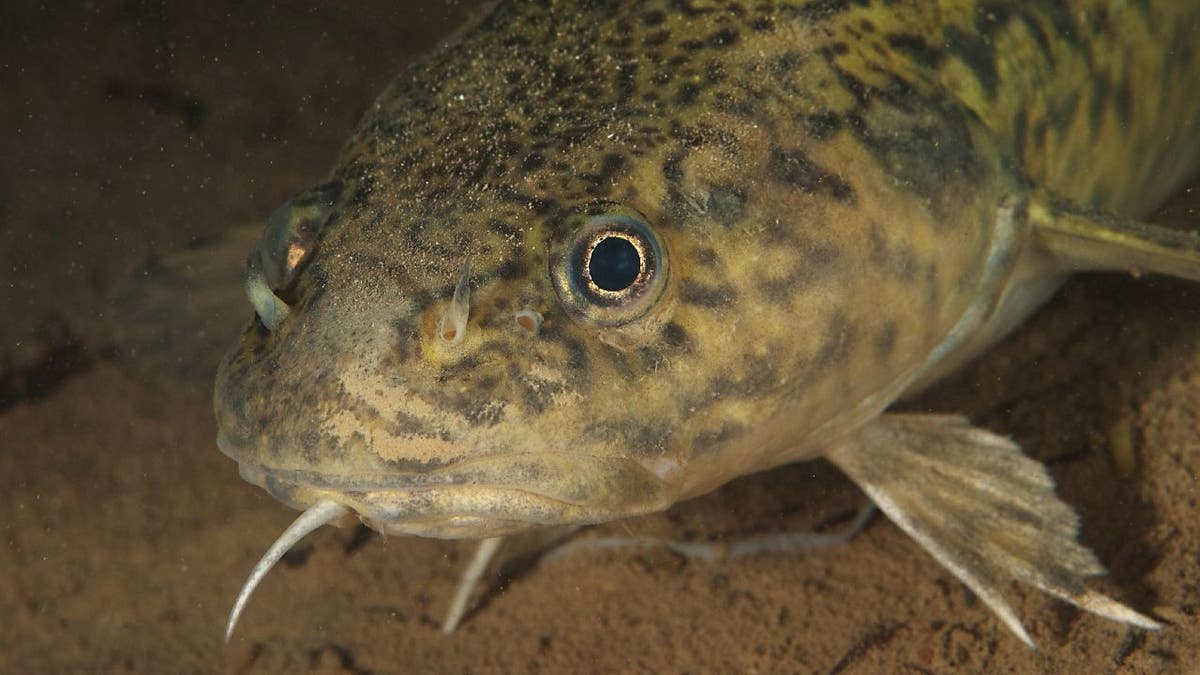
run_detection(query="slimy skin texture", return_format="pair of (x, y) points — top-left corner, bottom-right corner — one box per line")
(215, 0), (1200, 548)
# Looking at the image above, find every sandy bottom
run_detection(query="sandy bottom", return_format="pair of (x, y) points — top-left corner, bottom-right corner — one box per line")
(2, 3), (1198, 673)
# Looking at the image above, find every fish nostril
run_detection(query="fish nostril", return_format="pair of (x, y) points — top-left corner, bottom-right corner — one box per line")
(514, 308), (543, 335)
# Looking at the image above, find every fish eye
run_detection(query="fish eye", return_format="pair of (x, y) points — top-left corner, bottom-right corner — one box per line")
(588, 235), (642, 292)
(259, 181), (342, 295)
(550, 204), (668, 328)
(246, 181), (342, 330)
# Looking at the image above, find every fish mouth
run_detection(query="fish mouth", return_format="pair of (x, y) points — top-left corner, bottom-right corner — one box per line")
(232, 459), (664, 539)
(220, 435), (678, 642)
(218, 429), (679, 538)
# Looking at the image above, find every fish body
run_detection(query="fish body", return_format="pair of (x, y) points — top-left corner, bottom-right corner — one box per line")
(209, 0), (1200, 643)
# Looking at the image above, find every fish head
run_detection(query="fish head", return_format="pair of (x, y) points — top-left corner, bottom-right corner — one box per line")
(214, 5), (1028, 541)
(214, 174), (715, 540)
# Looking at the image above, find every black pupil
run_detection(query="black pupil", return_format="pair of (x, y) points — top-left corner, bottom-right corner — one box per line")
(588, 236), (642, 292)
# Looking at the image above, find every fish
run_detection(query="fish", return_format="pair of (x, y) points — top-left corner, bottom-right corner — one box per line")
(188, 0), (1200, 648)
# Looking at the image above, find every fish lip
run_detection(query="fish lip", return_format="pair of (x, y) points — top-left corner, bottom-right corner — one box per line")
(221, 441), (678, 539)
(232, 461), (634, 539)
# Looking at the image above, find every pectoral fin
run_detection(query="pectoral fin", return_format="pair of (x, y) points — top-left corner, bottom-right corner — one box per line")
(107, 224), (259, 386)
(825, 414), (1160, 647)
(1031, 190), (1200, 281)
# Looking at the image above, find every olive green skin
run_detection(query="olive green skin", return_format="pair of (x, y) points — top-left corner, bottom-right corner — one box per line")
(215, 1), (1200, 538)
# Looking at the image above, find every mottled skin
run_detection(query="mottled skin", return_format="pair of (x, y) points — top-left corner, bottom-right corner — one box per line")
(215, 0), (1200, 546)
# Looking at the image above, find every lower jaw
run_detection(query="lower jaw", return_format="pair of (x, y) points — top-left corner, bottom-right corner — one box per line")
(231, 460), (641, 540)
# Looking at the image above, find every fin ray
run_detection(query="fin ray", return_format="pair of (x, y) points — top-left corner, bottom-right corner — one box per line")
(107, 223), (259, 386)
(1032, 190), (1200, 281)
(827, 414), (1160, 646)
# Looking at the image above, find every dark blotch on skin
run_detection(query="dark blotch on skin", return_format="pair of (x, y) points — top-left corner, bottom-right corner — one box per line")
(437, 354), (483, 383)
(890, 244), (919, 283)
(456, 392), (506, 426)
(1012, 107), (1029, 158)
(586, 419), (670, 458)
(760, 215), (796, 245)
(756, 276), (794, 307)
(642, 9), (666, 25)
(708, 28), (740, 48)
(824, 41), (850, 56)
(750, 16), (775, 32)
(637, 345), (668, 371)
(393, 410), (438, 437)
(662, 154), (684, 183)
(390, 314), (420, 364)
(844, 96), (983, 212)
(559, 334), (590, 374)
(1114, 76), (1133, 127)
(756, 240), (840, 306)
(691, 423), (747, 455)
(679, 280), (739, 308)
(378, 446), (457, 471)
(644, 29), (671, 46)
(1008, 8), (1055, 66)
(796, 240), (841, 277)
(867, 222), (889, 264)
(488, 218), (524, 244)
(923, 263), (941, 312)
(676, 82), (702, 104)
(867, 223), (919, 283)
(521, 152), (546, 172)
(873, 321), (898, 359)
(615, 62), (639, 100)
(521, 375), (566, 415)
(705, 61), (727, 84)
(884, 33), (939, 68)
(706, 185), (748, 225)
(789, 0), (853, 22)
(798, 111), (842, 142)
(813, 311), (857, 369)
(709, 355), (778, 400)
(768, 147), (857, 203)
(1088, 73), (1110, 135)
(494, 258), (528, 280)
(942, 25), (999, 99)
(693, 247), (719, 266)
(661, 321), (691, 350)
(579, 0), (625, 12)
